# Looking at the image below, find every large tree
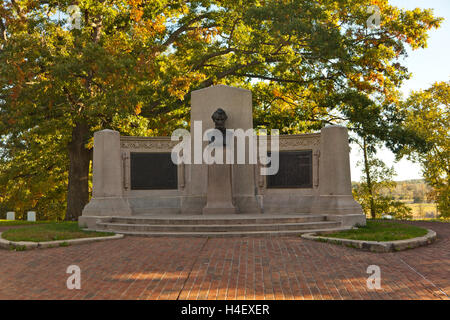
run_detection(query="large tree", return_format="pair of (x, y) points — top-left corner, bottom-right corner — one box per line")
(0, 0), (218, 220)
(0, 0), (442, 220)
(352, 135), (412, 220)
(399, 82), (450, 216)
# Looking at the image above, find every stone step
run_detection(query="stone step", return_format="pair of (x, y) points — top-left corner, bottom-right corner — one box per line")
(110, 214), (326, 225)
(84, 227), (351, 238)
(133, 208), (180, 214)
(97, 221), (341, 233)
(133, 206), (181, 217)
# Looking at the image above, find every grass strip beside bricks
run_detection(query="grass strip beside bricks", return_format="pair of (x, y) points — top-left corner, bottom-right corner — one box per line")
(0, 220), (54, 226)
(2, 222), (114, 242)
(325, 220), (428, 242)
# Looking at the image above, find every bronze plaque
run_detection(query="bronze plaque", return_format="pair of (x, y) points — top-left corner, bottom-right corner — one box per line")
(267, 151), (313, 188)
(130, 152), (178, 190)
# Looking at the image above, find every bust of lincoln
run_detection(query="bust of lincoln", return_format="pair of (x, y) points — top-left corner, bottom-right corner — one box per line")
(210, 108), (228, 145)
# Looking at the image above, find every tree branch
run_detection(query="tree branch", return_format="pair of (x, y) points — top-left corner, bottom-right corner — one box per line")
(10, 0), (26, 21)
(232, 73), (331, 84)
(0, 19), (7, 43)
(199, 59), (276, 88)
(192, 48), (234, 70)
(162, 13), (212, 48)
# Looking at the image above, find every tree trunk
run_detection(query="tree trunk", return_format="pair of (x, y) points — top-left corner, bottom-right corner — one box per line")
(66, 121), (91, 221)
(363, 137), (376, 219)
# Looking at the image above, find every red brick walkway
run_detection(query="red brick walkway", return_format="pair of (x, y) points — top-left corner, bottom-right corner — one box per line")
(0, 221), (448, 300)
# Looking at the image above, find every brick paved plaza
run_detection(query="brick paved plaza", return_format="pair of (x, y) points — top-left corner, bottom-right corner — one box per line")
(0, 221), (448, 300)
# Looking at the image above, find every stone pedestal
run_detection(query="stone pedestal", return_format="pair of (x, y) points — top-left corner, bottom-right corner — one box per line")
(81, 129), (132, 218)
(202, 162), (237, 215)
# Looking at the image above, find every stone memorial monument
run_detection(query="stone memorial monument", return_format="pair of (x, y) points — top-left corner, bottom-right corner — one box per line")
(79, 85), (365, 236)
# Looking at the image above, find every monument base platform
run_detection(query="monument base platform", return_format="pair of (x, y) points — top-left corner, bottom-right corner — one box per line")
(79, 213), (365, 237)
(82, 197), (132, 217)
(202, 206), (238, 215)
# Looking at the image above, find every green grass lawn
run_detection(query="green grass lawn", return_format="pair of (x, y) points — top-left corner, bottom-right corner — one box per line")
(0, 220), (53, 226)
(324, 220), (428, 242)
(1, 222), (114, 242)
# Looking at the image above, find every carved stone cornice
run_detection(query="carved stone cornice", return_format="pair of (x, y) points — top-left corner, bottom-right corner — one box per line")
(267, 134), (321, 151)
(120, 136), (178, 151)
(120, 133), (321, 152)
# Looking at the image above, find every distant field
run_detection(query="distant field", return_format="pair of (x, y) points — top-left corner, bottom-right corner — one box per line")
(407, 203), (439, 219)
(354, 179), (444, 220)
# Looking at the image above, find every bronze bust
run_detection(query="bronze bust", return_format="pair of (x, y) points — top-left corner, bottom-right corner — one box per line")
(211, 108), (228, 145)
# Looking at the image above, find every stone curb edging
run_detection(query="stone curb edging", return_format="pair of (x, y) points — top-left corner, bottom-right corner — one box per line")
(0, 232), (124, 250)
(301, 229), (436, 253)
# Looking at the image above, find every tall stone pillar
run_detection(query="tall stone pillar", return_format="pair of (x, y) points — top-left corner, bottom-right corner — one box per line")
(182, 85), (261, 214)
(312, 126), (365, 225)
(81, 129), (132, 219)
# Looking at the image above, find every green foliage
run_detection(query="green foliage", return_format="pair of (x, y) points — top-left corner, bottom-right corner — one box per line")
(400, 82), (450, 217)
(353, 150), (412, 220)
(377, 198), (413, 220)
(0, 126), (68, 220)
(0, 219), (52, 226)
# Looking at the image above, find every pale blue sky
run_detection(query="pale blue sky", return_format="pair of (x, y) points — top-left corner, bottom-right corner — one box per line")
(350, 0), (450, 182)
